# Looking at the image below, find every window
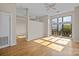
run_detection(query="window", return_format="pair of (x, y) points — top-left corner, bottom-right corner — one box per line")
(52, 18), (57, 24)
(51, 16), (72, 37)
(63, 16), (71, 23)
(58, 24), (62, 31)
(52, 24), (57, 31)
(58, 17), (62, 23)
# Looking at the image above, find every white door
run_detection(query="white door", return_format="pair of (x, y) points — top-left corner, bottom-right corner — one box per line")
(0, 13), (10, 48)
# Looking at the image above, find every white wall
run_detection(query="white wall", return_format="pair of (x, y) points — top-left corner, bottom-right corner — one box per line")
(16, 16), (28, 38)
(16, 8), (28, 38)
(16, 8), (27, 16)
(39, 16), (49, 36)
(72, 6), (79, 42)
(16, 21), (26, 35)
(0, 3), (16, 46)
(28, 20), (44, 40)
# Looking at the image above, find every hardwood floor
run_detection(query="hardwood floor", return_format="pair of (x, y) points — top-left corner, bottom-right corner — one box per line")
(0, 36), (79, 56)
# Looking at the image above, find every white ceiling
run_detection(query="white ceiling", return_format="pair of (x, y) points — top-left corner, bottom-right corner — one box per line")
(16, 3), (79, 17)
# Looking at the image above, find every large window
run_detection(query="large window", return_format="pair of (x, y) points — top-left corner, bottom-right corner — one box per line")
(52, 16), (72, 37)
(62, 16), (72, 37)
(52, 18), (58, 35)
(58, 17), (62, 23)
(52, 18), (57, 24)
(63, 16), (71, 23)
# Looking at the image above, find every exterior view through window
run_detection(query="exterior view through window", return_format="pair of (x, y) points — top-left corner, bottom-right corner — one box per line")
(52, 16), (72, 37)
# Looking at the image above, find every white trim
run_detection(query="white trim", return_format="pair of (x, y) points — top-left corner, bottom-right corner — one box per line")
(0, 45), (9, 49)
(10, 43), (16, 46)
(8, 13), (13, 46)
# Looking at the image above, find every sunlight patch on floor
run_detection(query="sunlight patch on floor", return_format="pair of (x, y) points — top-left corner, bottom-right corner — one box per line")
(42, 38), (51, 40)
(56, 39), (69, 45)
(33, 39), (44, 43)
(55, 38), (71, 45)
(40, 41), (50, 46)
(61, 38), (71, 42)
(47, 43), (64, 52)
(42, 36), (54, 40)
(33, 36), (71, 52)
(54, 37), (61, 40)
(48, 38), (58, 42)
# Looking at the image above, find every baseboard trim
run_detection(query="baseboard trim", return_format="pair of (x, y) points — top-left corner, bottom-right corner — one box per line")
(0, 45), (9, 49)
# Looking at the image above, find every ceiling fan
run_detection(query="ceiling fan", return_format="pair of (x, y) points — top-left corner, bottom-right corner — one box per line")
(44, 3), (60, 13)
(44, 3), (56, 10)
